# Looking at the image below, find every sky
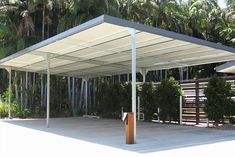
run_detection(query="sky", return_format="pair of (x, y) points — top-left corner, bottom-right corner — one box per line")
(179, 0), (227, 9)
(217, 0), (227, 9)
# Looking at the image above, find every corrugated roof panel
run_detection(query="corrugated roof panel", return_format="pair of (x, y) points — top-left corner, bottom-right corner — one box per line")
(0, 15), (234, 77)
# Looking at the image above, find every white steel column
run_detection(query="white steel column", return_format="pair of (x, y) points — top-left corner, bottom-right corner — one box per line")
(129, 28), (136, 143)
(7, 68), (12, 119)
(206, 118), (209, 127)
(140, 68), (147, 83)
(46, 55), (50, 128)
(143, 75), (146, 83)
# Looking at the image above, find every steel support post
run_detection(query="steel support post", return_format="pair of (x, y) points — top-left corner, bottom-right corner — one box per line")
(129, 28), (137, 143)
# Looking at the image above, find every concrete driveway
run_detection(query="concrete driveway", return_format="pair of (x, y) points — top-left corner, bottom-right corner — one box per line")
(1, 117), (235, 157)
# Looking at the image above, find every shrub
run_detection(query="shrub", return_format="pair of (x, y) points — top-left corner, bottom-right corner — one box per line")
(1, 89), (31, 118)
(75, 107), (84, 116)
(156, 77), (183, 123)
(204, 76), (235, 126)
(15, 108), (31, 118)
(96, 82), (124, 118)
(0, 102), (8, 118)
(96, 81), (140, 118)
(122, 83), (132, 112)
(140, 82), (156, 121)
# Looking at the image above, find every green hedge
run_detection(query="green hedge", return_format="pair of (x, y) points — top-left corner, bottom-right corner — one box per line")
(156, 77), (183, 123)
(140, 83), (156, 121)
(204, 76), (235, 126)
(96, 82), (133, 118)
(96, 78), (183, 122)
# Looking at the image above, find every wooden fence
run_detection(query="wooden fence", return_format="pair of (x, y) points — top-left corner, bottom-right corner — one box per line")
(180, 76), (235, 124)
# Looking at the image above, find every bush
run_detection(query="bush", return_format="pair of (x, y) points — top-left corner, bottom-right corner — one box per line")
(1, 89), (31, 118)
(96, 81), (139, 118)
(96, 82), (124, 118)
(75, 107), (84, 116)
(204, 76), (235, 126)
(122, 83), (132, 112)
(156, 77), (183, 123)
(15, 108), (31, 118)
(0, 102), (8, 118)
(140, 83), (156, 121)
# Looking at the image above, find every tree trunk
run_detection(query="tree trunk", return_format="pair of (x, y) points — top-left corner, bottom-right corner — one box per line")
(85, 80), (88, 114)
(20, 75), (23, 109)
(47, 20), (50, 39)
(72, 77), (75, 114)
(32, 73), (36, 109)
(79, 79), (84, 108)
(25, 72), (28, 108)
(88, 81), (91, 110)
(164, 70), (167, 79)
(179, 68), (184, 81)
(155, 70), (158, 81)
(15, 72), (18, 100)
(186, 67), (189, 80)
(68, 76), (71, 103)
(44, 81), (47, 107)
(41, 74), (44, 107)
(28, 73), (31, 109)
(93, 79), (96, 107)
(160, 70), (162, 80)
(87, 81), (90, 110)
(127, 0), (130, 15)
(44, 84), (47, 107)
(42, 3), (45, 40)
(75, 78), (78, 109)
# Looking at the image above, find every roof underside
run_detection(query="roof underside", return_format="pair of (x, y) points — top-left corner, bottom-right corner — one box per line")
(215, 61), (235, 73)
(1, 15), (235, 77)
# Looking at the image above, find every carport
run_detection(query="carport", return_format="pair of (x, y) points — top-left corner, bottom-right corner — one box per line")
(215, 61), (235, 73)
(1, 15), (235, 143)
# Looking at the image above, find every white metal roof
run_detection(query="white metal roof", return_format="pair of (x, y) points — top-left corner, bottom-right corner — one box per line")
(1, 15), (235, 77)
(215, 61), (235, 73)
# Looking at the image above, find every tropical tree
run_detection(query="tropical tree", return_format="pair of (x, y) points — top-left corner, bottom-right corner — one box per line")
(216, 3), (235, 47)
(1, 0), (235, 119)
(57, 0), (120, 33)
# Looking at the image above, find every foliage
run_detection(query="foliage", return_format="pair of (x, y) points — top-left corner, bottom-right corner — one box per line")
(96, 78), (183, 122)
(0, 89), (31, 118)
(96, 81), (139, 118)
(75, 107), (84, 116)
(140, 82), (156, 121)
(204, 76), (235, 126)
(96, 82), (123, 118)
(13, 103), (31, 118)
(122, 83), (132, 112)
(0, 0), (235, 119)
(156, 77), (183, 123)
(0, 101), (8, 117)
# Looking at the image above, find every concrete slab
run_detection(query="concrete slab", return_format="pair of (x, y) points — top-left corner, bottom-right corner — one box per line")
(1, 117), (235, 157)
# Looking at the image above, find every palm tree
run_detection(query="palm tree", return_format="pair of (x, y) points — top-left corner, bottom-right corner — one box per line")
(18, 10), (34, 37)
(217, 4), (235, 47)
(57, 0), (120, 33)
